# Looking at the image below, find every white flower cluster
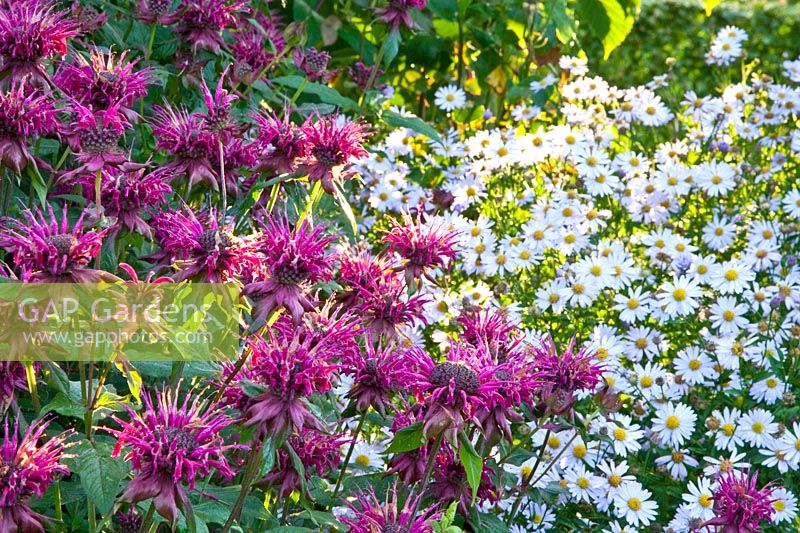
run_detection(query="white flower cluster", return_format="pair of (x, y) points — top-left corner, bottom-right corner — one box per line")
(351, 28), (800, 531)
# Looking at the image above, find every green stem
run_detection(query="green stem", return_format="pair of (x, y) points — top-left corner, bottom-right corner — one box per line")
(221, 440), (264, 533)
(87, 500), (96, 533)
(331, 411), (367, 499)
(138, 502), (156, 533)
(145, 24), (157, 62)
(296, 180), (323, 229)
(406, 432), (444, 523)
(218, 138), (227, 217)
(54, 482), (62, 523)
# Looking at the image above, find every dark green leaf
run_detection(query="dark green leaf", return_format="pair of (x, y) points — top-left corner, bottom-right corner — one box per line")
(272, 76), (358, 110)
(382, 111), (444, 145)
(384, 422), (425, 454)
(458, 432), (483, 503)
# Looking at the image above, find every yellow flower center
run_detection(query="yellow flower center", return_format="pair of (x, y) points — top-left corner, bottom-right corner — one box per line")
(547, 436), (562, 449)
(355, 454), (371, 467)
(613, 428), (627, 441)
(640, 376), (653, 388)
(774, 500), (786, 512)
(688, 359), (701, 371)
(577, 477), (590, 489)
(573, 444), (587, 458)
(672, 288), (687, 301)
(627, 298), (639, 309)
(699, 494), (713, 508)
(609, 474), (622, 487)
(665, 415), (681, 430)
(723, 310), (735, 321)
(628, 498), (642, 511)
(752, 422), (764, 434)
(722, 423), (735, 436)
(724, 269), (739, 281)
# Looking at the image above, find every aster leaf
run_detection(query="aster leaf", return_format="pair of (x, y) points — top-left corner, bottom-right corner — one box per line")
(457, 431), (483, 504)
(384, 421), (425, 453)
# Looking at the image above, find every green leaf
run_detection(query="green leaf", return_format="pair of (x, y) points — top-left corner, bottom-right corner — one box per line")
(546, 0), (577, 44)
(272, 76), (358, 110)
(458, 432), (483, 504)
(703, 0), (722, 16)
(259, 435), (282, 477)
(41, 392), (84, 418)
(382, 111), (444, 145)
(332, 183), (358, 236)
(382, 30), (402, 67)
(577, 0), (635, 59)
(285, 442), (308, 496)
(384, 422), (425, 454)
(74, 443), (128, 515)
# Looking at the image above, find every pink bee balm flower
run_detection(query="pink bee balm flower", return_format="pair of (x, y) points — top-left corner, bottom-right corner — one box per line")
(243, 214), (335, 324)
(293, 47), (336, 83)
(53, 48), (154, 121)
(341, 485), (440, 533)
(0, 418), (74, 533)
(252, 109), (308, 175)
(241, 312), (358, 436)
(0, 205), (115, 283)
(375, 0), (428, 31)
(299, 114), (368, 194)
(262, 428), (346, 499)
(410, 343), (510, 440)
(74, 165), (171, 238)
(149, 207), (260, 282)
(62, 100), (131, 176)
(702, 470), (776, 533)
(107, 387), (238, 523)
(0, 0), (79, 85)
(229, 14), (285, 86)
(528, 336), (605, 417)
(0, 82), (60, 173)
(135, 0), (174, 25)
(353, 269), (428, 338)
(383, 213), (459, 284)
(342, 340), (419, 415)
(163, 0), (246, 53)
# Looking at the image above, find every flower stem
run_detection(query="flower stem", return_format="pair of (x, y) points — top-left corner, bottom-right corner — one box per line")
(221, 439), (263, 533)
(406, 432), (444, 523)
(218, 138), (227, 218)
(138, 502), (155, 533)
(145, 24), (156, 62)
(331, 410), (367, 499)
(506, 429), (549, 526)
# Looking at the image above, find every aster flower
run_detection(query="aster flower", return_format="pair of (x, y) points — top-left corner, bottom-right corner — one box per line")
(293, 47), (336, 83)
(241, 312), (357, 436)
(252, 109), (307, 175)
(243, 214), (335, 324)
(74, 165), (171, 238)
(702, 470), (775, 533)
(299, 115), (368, 194)
(53, 48), (154, 121)
(341, 485), (440, 533)
(149, 206), (260, 282)
(375, 0), (428, 31)
(410, 343), (510, 440)
(342, 340), (418, 415)
(0, 418), (74, 533)
(0, 205), (115, 282)
(527, 336), (605, 417)
(0, 0), (79, 85)
(62, 100), (131, 176)
(107, 387), (238, 523)
(0, 83), (60, 173)
(261, 428), (345, 499)
(163, 0), (246, 53)
(383, 213), (459, 284)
